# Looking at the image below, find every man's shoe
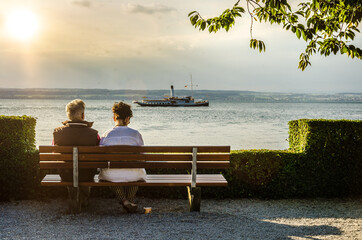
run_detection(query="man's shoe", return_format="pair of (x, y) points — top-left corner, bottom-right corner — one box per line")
(122, 200), (138, 213)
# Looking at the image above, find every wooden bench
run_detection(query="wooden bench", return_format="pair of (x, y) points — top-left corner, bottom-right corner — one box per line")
(39, 145), (230, 212)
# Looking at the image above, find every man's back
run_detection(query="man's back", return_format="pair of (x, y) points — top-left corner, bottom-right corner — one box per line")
(53, 121), (99, 146)
(53, 120), (99, 182)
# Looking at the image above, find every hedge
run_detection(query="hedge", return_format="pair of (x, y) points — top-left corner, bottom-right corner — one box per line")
(1, 118), (361, 200)
(288, 119), (362, 196)
(0, 115), (40, 201)
(137, 120), (361, 199)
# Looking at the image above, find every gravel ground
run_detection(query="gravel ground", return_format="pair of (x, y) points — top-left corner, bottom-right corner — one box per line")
(0, 197), (361, 240)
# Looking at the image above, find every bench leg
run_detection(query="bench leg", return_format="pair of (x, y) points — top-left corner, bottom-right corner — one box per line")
(187, 186), (201, 212)
(67, 186), (81, 214)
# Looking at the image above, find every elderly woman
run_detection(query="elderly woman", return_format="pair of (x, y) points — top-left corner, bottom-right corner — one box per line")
(99, 102), (146, 213)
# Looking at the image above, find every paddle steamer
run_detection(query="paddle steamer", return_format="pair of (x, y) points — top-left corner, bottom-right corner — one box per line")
(133, 85), (209, 107)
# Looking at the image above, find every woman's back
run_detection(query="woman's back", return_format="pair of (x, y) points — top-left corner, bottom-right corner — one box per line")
(100, 126), (143, 146)
(99, 126), (146, 183)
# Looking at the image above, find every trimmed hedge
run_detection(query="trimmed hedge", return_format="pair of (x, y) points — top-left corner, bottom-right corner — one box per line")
(136, 150), (304, 199)
(138, 119), (362, 199)
(0, 115), (40, 201)
(289, 119), (362, 196)
(1, 118), (361, 200)
(219, 150), (303, 198)
(225, 119), (361, 198)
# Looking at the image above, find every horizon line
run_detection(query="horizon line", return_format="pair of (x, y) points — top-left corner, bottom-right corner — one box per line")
(1, 87), (361, 95)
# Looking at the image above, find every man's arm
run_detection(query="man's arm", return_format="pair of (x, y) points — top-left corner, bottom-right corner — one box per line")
(97, 134), (101, 145)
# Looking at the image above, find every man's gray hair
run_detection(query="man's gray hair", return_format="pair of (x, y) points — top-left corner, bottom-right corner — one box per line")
(66, 99), (85, 121)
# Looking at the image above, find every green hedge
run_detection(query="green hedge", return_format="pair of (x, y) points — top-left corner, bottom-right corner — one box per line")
(136, 150), (303, 199)
(139, 119), (362, 199)
(289, 119), (362, 196)
(227, 120), (361, 198)
(220, 150), (303, 198)
(2, 118), (361, 200)
(0, 115), (40, 201)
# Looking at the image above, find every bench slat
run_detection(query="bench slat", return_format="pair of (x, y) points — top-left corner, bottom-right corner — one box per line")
(40, 154), (73, 161)
(39, 161), (230, 169)
(39, 146), (73, 153)
(39, 145), (230, 153)
(39, 153), (229, 161)
(41, 174), (228, 187)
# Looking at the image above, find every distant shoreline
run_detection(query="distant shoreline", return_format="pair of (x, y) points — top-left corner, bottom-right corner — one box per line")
(1, 88), (362, 103)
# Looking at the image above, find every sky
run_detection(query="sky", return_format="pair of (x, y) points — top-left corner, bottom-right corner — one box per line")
(0, 0), (361, 93)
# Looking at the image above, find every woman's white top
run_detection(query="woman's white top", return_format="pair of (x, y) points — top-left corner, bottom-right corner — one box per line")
(98, 126), (147, 182)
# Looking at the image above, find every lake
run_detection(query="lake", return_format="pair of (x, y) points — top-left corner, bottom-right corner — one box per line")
(1, 99), (361, 150)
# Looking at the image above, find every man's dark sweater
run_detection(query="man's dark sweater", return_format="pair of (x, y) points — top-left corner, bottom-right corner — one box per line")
(53, 120), (99, 182)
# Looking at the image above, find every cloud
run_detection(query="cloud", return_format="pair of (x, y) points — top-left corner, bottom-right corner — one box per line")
(72, 0), (91, 8)
(126, 3), (176, 15)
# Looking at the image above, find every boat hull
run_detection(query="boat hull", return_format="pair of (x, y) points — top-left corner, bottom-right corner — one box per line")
(134, 101), (209, 107)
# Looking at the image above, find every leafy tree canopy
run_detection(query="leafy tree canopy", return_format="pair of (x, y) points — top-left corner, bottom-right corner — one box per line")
(189, 0), (362, 70)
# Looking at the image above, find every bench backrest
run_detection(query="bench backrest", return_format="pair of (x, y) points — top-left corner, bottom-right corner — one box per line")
(39, 145), (230, 169)
(39, 145), (230, 188)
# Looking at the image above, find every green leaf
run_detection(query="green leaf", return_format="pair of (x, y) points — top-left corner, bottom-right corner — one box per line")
(208, 25), (213, 33)
(188, 11), (197, 17)
(296, 29), (301, 39)
(201, 21), (206, 31)
(190, 15), (198, 25)
(259, 41), (263, 52)
(302, 30), (307, 41)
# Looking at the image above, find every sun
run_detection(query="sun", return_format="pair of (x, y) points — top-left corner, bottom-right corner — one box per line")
(5, 9), (40, 42)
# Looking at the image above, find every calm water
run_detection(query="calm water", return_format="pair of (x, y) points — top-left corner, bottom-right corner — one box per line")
(0, 99), (361, 150)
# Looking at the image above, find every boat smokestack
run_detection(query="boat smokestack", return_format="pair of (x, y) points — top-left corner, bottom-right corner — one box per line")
(170, 85), (174, 97)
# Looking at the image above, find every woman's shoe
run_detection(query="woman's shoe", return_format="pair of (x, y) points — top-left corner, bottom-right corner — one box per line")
(122, 200), (138, 213)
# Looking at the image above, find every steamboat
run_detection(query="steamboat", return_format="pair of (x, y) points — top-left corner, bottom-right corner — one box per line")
(133, 85), (209, 107)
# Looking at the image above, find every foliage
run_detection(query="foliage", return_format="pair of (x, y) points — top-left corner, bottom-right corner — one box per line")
(222, 150), (304, 198)
(0, 115), (40, 201)
(289, 119), (362, 195)
(5, 117), (360, 200)
(189, 0), (362, 70)
(140, 119), (362, 199)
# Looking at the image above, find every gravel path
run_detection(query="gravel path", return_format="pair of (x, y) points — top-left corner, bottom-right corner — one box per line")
(0, 197), (361, 240)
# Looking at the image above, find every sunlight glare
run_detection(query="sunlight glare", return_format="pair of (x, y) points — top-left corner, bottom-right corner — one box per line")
(5, 9), (40, 42)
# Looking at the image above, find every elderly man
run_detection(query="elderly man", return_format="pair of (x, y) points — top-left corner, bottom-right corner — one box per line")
(53, 99), (99, 211)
